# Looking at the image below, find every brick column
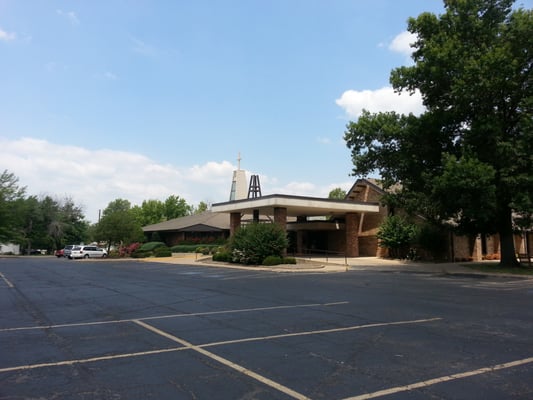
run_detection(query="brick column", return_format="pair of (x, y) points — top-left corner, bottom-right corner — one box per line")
(274, 207), (287, 230)
(345, 213), (360, 257)
(230, 212), (241, 237)
(274, 207), (288, 256)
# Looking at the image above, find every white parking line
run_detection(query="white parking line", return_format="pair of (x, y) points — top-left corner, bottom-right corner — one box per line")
(0, 301), (349, 332)
(0, 316), (440, 376)
(0, 272), (14, 288)
(342, 356), (533, 400)
(0, 346), (188, 373)
(133, 319), (312, 400)
(200, 317), (443, 348)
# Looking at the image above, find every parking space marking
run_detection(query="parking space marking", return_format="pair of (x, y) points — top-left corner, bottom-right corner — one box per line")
(0, 272), (14, 288)
(0, 346), (188, 373)
(133, 319), (312, 400)
(0, 316), (440, 377)
(342, 356), (533, 400)
(199, 317), (443, 348)
(0, 301), (349, 332)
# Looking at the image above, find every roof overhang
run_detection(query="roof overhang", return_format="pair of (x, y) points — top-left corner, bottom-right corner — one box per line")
(211, 194), (379, 218)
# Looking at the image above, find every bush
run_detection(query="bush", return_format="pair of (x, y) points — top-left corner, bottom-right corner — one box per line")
(119, 242), (141, 258)
(196, 246), (211, 255)
(170, 244), (220, 253)
(154, 246), (172, 257)
(139, 242), (166, 252)
(262, 256), (283, 265)
(107, 249), (120, 258)
(212, 251), (231, 262)
(377, 216), (419, 259)
(131, 250), (149, 258)
(262, 256), (297, 266)
(170, 244), (197, 253)
(229, 223), (289, 265)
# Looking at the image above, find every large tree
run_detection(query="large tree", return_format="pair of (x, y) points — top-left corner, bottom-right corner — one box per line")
(96, 199), (144, 250)
(0, 170), (26, 242)
(344, 0), (532, 267)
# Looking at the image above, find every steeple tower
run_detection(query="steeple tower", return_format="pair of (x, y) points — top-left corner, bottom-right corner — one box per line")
(229, 152), (247, 201)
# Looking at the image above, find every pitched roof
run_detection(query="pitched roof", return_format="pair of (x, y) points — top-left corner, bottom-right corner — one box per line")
(142, 211), (229, 232)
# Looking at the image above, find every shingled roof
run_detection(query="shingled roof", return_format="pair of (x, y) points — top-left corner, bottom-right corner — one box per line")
(142, 211), (229, 233)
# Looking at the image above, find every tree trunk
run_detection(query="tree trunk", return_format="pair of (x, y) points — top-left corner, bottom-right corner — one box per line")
(498, 206), (519, 267)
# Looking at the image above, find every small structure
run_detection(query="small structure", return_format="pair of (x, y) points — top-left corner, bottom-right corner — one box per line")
(0, 243), (20, 255)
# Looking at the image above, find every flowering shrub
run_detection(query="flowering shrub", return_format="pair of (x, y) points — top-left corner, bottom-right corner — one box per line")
(229, 223), (288, 265)
(119, 242), (141, 258)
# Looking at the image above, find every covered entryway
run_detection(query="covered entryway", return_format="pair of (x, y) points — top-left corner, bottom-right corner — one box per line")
(211, 194), (379, 257)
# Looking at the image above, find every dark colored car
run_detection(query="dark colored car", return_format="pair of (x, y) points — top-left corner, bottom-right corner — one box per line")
(55, 249), (65, 257)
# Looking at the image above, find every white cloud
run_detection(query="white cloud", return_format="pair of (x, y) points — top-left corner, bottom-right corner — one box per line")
(269, 180), (355, 199)
(0, 137), (236, 223)
(0, 28), (16, 42)
(335, 86), (424, 119)
(103, 71), (118, 80)
(130, 37), (156, 56)
(56, 9), (80, 26)
(389, 31), (417, 56)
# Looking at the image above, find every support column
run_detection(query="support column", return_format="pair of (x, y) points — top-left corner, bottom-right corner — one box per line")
(274, 207), (287, 230)
(296, 216), (306, 255)
(345, 213), (360, 257)
(230, 212), (241, 237)
(274, 207), (288, 256)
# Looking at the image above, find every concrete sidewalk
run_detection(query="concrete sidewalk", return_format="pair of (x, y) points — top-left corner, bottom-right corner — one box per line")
(144, 253), (524, 276)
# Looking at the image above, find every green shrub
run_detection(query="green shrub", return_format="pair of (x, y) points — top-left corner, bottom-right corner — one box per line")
(170, 244), (197, 253)
(107, 249), (120, 258)
(262, 256), (297, 266)
(154, 246), (172, 257)
(282, 257), (297, 264)
(140, 241), (166, 252)
(131, 250), (148, 258)
(170, 244), (220, 253)
(229, 223), (289, 265)
(196, 247), (212, 255)
(377, 216), (419, 259)
(212, 251), (231, 262)
(262, 256), (283, 266)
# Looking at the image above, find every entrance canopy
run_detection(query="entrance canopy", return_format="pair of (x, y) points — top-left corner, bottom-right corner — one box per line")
(211, 194), (379, 218)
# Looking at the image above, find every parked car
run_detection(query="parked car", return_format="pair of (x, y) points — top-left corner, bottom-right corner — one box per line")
(69, 245), (108, 259)
(61, 245), (75, 258)
(55, 249), (64, 257)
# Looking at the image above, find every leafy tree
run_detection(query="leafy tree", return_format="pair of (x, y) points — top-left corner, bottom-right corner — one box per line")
(132, 199), (165, 226)
(328, 188), (346, 200)
(377, 216), (419, 259)
(132, 195), (193, 226)
(0, 170), (26, 242)
(96, 199), (144, 250)
(193, 201), (209, 214)
(344, 0), (533, 267)
(164, 195), (192, 219)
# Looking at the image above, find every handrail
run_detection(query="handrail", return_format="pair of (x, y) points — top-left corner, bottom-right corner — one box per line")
(300, 248), (347, 265)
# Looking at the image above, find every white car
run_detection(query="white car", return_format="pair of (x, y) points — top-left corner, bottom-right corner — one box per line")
(69, 245), (108, 259)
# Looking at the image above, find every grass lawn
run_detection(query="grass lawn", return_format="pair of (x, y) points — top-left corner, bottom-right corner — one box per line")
(462, 262), (533, 276)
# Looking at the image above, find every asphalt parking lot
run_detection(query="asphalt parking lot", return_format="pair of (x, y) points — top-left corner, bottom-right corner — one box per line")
(1, 257), (532, 399)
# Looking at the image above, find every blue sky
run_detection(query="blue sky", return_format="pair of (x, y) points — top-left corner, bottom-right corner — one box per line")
(1, 1), (530, 222)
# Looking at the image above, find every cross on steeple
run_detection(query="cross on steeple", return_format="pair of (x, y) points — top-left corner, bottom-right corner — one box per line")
(237, 152), (242, 170)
